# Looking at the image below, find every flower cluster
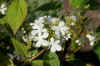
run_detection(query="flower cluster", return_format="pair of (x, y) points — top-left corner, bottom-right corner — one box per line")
(22, 16), (71, 52)
(0, 3), (7, 15)
(86, 34), (95, 46)
(22, 15), (96, 53)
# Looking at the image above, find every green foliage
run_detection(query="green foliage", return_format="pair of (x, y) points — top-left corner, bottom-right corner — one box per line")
(89, 0), (100, 10)
(5, 0), (27, 34)
(27, 0), (63, 21)
(96, 26), (100, 35)
(94, 40), (100, 61)
(94, 27), (100, 61)
(32, 60), (44, 66)
(43, 51), (60, 66)
(0, 53), (14, 66)
(11, 37), (27, 57)
(71, 0), (89, 9)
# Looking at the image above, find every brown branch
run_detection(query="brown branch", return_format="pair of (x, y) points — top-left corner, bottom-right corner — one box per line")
(28, 48), (48, 63)
(63, 0), (72, 16)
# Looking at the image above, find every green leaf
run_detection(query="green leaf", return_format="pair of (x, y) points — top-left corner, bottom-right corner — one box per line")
(11, 37), (27, 57)
(32, 60), (44, 66)
(94, 40), (100, 60)
(96, 26), (100, 35)
(0, 53), (14, 66)
(6, 0), (27, 34)
(94, 47), (100, 60)
(70, 0), (89, 9)
(43, 51), (60, 66)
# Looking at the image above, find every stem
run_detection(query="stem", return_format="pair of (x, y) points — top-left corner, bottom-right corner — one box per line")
(63, 0), (72, 16)
(28, 48), (48, 63)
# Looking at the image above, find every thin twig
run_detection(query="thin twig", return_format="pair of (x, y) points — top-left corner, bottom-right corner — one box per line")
(28, 48), (48, 63)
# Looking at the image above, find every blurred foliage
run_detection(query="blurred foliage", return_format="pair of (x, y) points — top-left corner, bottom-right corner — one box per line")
(26, 0), (64, 22)
(32, 60), (44, 66)
(89, 0), (100, 10)
(71, 0), (89, 9)
(94, 26), (100, 61)
(0, 52), (14, 66)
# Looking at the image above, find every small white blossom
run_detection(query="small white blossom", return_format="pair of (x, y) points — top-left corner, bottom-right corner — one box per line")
(75, 40), (80, 43)
(34, 32), (49, 47)
(0, 3), (7, 15)
(31, 21), (45, 36)
(22, 36), (28, 43)
(21, 28), (26, 33)
(86, 34), (95, 41)
(64, 33), (71, 40)
(86, 34), (95, 46)
(75, 39), (81, 45)
(49, 38), (62, 52)
(52, 21), (69, 38)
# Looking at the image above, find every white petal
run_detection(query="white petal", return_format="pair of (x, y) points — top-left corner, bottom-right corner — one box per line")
(50, 46), (56, 52)
(55, 40), (60, 44)
(1, 4), (6, 8)
(59, 21), (64, 27)
(61, 30), (65, 35)
(56, 45), (62, 51)
(90, 41), (94, 46)
(52, 26), (57, 30)
(3, 8), (7, 11)
(75, 40), (80, 43)
(30, 23), (34, 25)
(71, 22), (75, 26)
(86, 34), (91, 39)
(42, 40), (50, 46)
(35, 41), (41, 47)
(42, 32), (48, 38)
(1, 10), (5, 15)
(31, 30), (38, 36)
(50, 38), (54, 43)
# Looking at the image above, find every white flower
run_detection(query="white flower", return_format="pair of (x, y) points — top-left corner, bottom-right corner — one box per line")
(75, 39), (81, 45)
(86, 34), (95, 46)
(64, 33), (71, 40)
(31, 27), (48, 37)
(90, 41), (95, 46)
(37, 16), (46, 23)
(75, 40), (80, 43)
(32, 21), (44, 30)
(31, 22), (44, 36)
(0, 3), (7, 15)
(30, 23), (34, 26)
(22, 36), (28, 43)
(34, 32), (49, 47)
(52, 21), (69, 38)
(49, 38), (62, 52)
(86, 34), (95, 41)
(35, 38), (49, 47)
